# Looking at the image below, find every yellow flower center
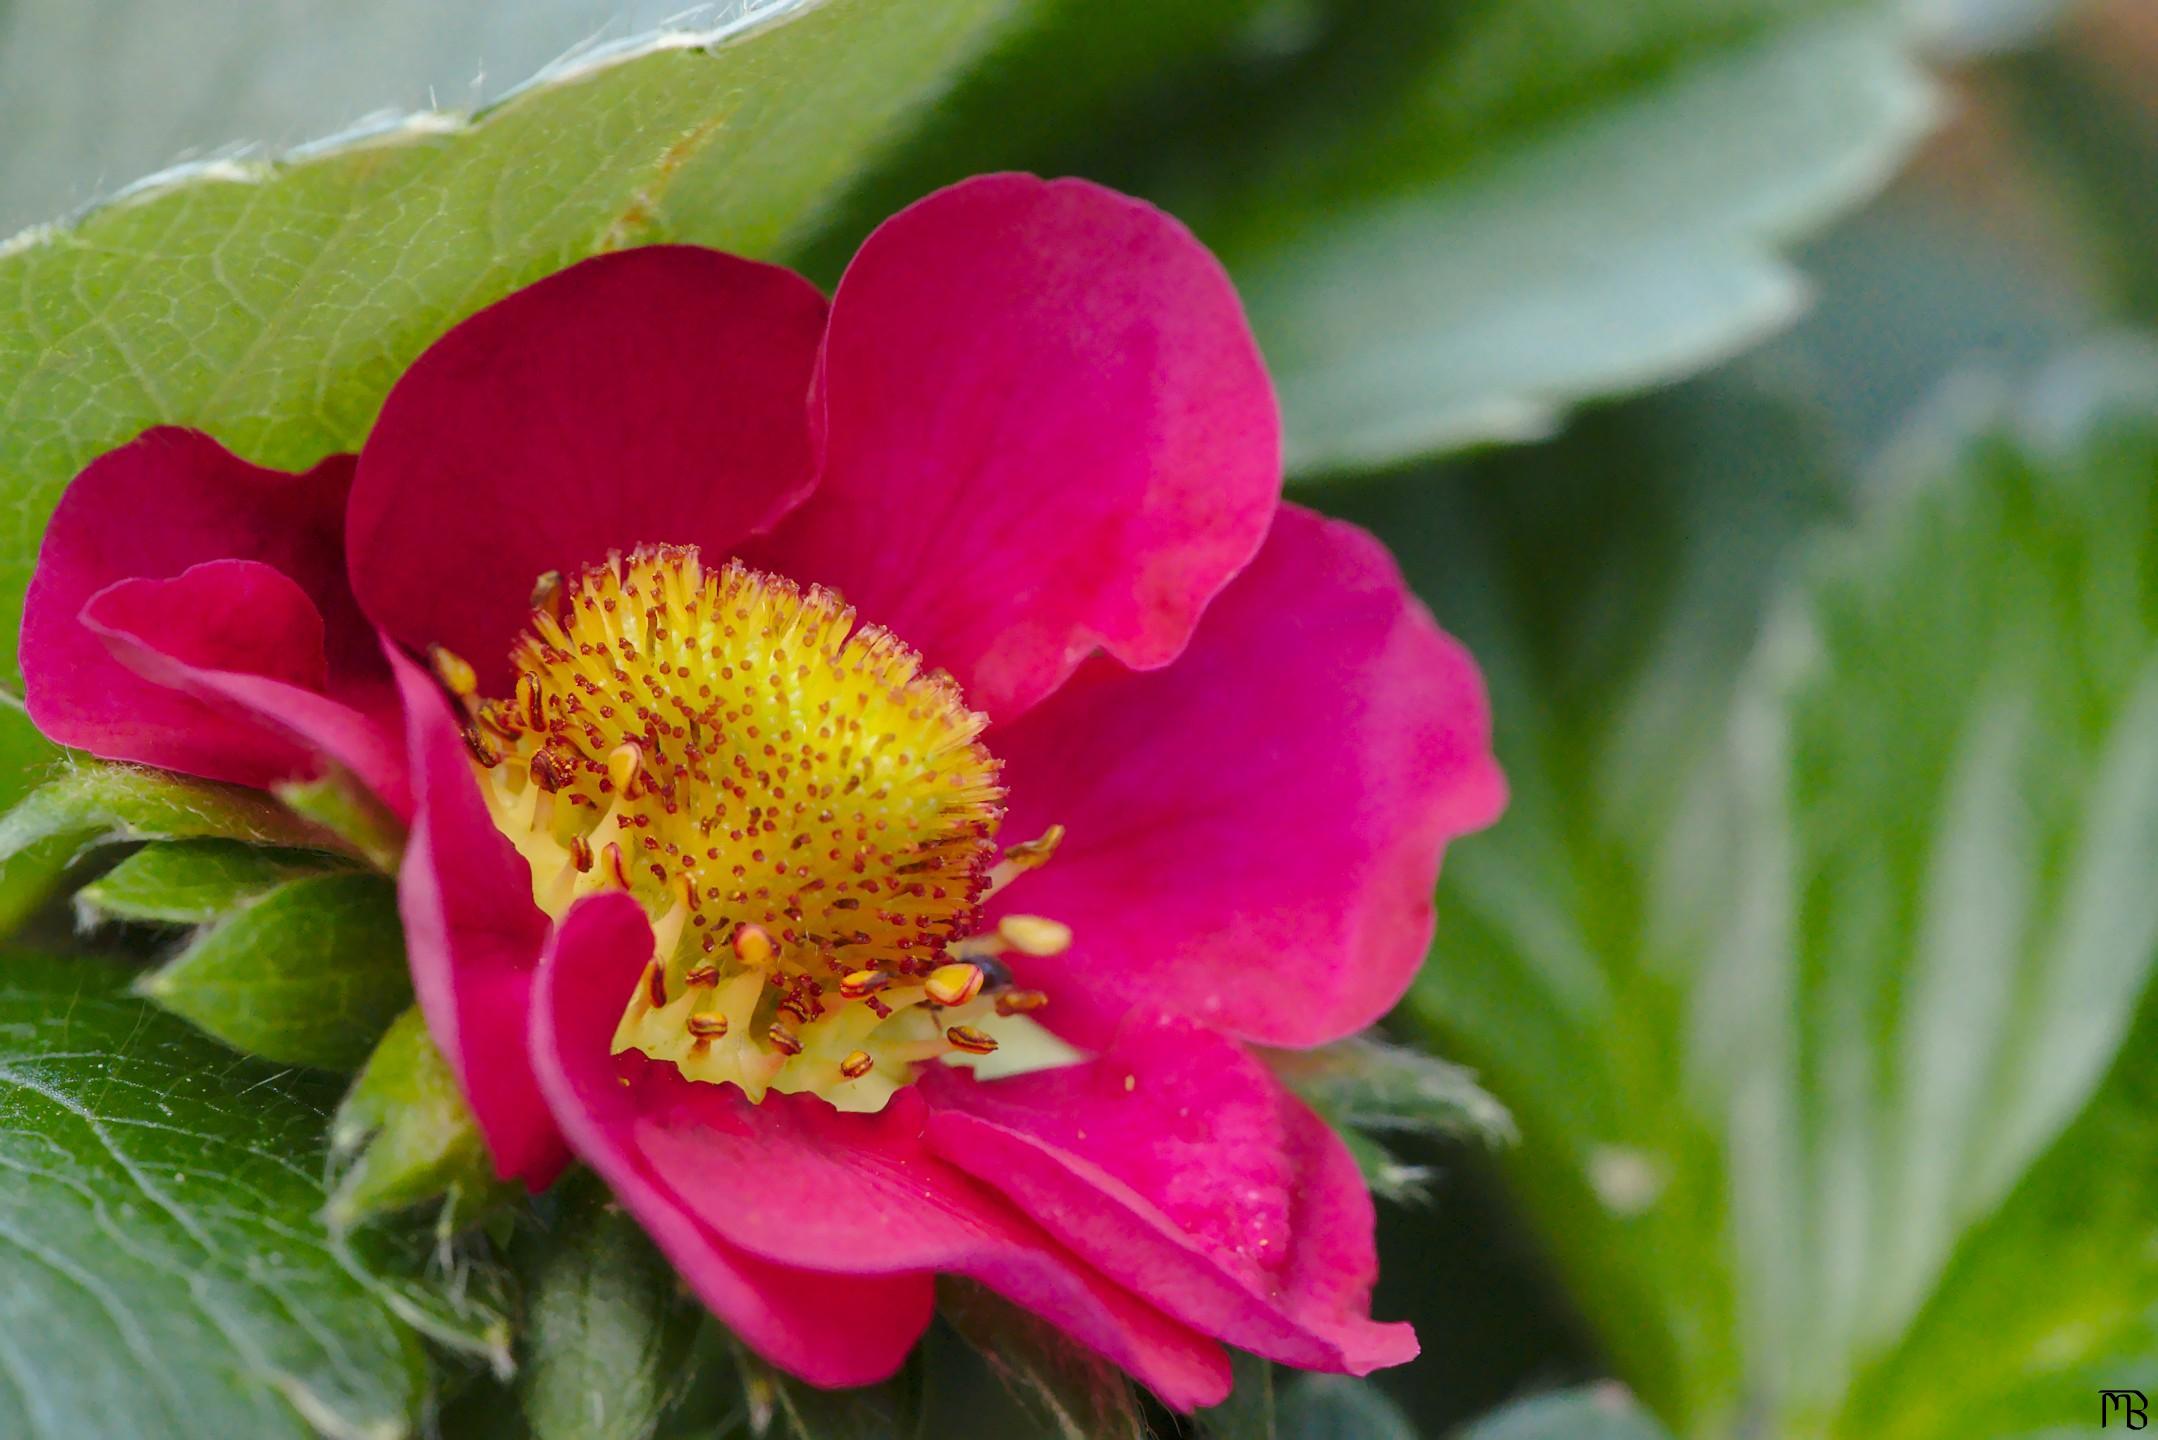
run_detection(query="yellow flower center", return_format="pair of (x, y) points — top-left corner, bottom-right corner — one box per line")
(444, 545), (1076, 1111)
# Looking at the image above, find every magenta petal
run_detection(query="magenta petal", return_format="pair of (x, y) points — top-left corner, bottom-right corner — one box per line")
(526, 894), (1232, 1409)
(529, 891), (932, 1388)
(348, 247), (828, 692)
(21, 428), (378, 787)
(82, 563), (411, 816)
(753, 173), (1280, 720)
(921, 1013), (1416, 1375)
(388, 643), (565, 1187)
(990, 505), (1506, 1048)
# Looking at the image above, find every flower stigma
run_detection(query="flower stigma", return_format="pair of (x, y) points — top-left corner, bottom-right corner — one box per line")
(441, 545), (1080, 1111)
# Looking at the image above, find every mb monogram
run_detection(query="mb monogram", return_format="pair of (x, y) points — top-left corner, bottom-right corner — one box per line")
(2105, 1390), (2150, 1428)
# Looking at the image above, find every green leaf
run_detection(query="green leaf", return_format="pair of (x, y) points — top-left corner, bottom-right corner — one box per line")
(0, 0), (1029, 694)
(328, 1008), (509, 1234)
(1456, 1385), (1673, 1440)
(0, 1), (734, 236)
(799, 0), (1934, 475)
(0, 700), (65, 930)
(1275, 1376), (1416, 1440)
(516, 1172), (701, 1440)
(733, 1340), (923, 1440)
(0, 951), (429, 1438)
(76, 838), (342, 926)
(138, 871), (411, 1071)
(1204, 7), (1936, 473)
(1393, 344), (2158, 1437)
(0, 761), (342, 860)
(1200, 1350), (1275, 1440)
(938, 1278), (1147, 1440)
(1264, 1036), (1514, 1205)
(277, 774), (407, 874)
(0, 761), (342, 934)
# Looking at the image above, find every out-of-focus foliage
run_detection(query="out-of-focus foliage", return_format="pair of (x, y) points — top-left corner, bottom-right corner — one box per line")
(1384, 342), (2158, 1437)
(804, 0), (1938, 473)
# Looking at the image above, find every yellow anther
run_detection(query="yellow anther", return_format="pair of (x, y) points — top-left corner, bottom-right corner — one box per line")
(1003, 824), (1066, 870)
(996, 914), (1072, 957)
(514, 671), (545, 730)
(607, 741), (643, 795)
(733, 923), (776, 967)
(643, 961), (668, 1009)
(685, 964), (720, 988)
(945, 1025), (999, 1055)
(924, 962), (985, 1008)
(428, 644), (477, 699)
(994, 989), (1049, 1016)
(685, 1011), (728, 1040)
(840, 1050), (875, 1080)
(767, 1020), (803, 1056)
(839, 969), (889, 1000)
(601, 842), (630, 889)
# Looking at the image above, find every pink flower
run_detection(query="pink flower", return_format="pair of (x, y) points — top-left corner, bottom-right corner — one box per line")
(20, 175), (1504, 1407)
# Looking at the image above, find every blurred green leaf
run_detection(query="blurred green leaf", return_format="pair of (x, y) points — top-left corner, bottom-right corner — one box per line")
(1276, 1375), (1417, 1440)
(1393, 342), (2158, 1437)
(1265, 1035), (1514, 1205)
(138, 871), (411, 1070)
(0, 0), (732, 235)
(517, 1172), (701, 1440)
(1201, 1350), (1276, 1440)
(0, 0), (1029, 696)
(1207, 7), (1936, 474)
(328, 1006), (510, 1234)
(732, 1339), (924, 1440)
(806, 0), (1935, 475)
(0, 951), (430, 1437)
(938, 1278), (1147, 1440)
(76, 838), (341, 926)
(1455, 1385), (1673, 1440)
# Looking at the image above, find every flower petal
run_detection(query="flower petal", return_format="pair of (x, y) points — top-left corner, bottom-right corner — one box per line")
(989, 504), (1505, 1048)
(21, 428), (378, 788)
(526, 890), (1231, 1409)
(753, 173), (1279, 720)
(82, 562), (411, 816)
(348, 247), (828, 692)
(530, 892), (928, 1387)
(388, 644), (565, 1188)
(921, 1012), (1416, 1375)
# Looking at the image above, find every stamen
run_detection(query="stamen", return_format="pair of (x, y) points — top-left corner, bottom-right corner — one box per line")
(997, 915), (1073, 957)
(733, 923), (775, 967)
(429, 644), (478, 702)
(994, 989), (1049, 1016)
(840, 1051), (875, 1080)
(839, 969), (889, 1000)
(945, 1025), (999, 1055)
(686, 1011), (729, 1040)
(607, 741), (643, 795)
(924, 962), (985, 1008)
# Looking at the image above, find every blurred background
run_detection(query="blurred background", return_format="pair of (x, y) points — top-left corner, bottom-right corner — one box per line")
(7, 1), (2158, 1437)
